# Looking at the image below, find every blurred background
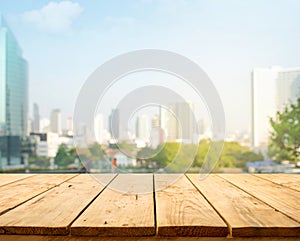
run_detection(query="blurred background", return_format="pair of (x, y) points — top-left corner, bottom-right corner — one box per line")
(0, 0), (300, 174)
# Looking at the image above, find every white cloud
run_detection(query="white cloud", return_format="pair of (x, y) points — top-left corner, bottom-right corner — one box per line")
(22, 1), (83, 33)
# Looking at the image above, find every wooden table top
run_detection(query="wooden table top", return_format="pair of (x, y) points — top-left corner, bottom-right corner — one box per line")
(0, 173), (299, 241)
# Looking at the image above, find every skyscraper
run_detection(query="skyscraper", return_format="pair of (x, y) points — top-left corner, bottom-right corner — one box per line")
(66, 117), (73, 135)
(160, 105), (177, 141)
(40, 118), (50, 132)
(252, 66), (300, 148)
(32, 103), (40, 132)
(276, 69), (300, 108)
(151, 115), (160, 129)
(109, 109), (120, 139)
(150, 115), (165, 148)
(94, 113), (104, 143)
(160, 102), (195, 142)
(0, 16), (28, 168)
(136, 115), (150, 141)
(50, 109), (62, 135)
(175, 102), (194, 141)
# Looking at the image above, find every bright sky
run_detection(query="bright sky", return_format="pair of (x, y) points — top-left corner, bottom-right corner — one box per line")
(1, 0), (300, 133)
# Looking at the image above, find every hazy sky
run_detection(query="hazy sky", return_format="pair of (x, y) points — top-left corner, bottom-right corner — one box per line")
(1, 0), (300, 132)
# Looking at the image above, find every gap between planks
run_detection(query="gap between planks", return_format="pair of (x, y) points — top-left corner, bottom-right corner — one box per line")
(218, 174), (300, 225)
(187, 174), (300, 237)
(252, 174), (300, 192)
(0, 174), (35, 187)
(0, 174), (78, 216)
(155, 174), (228, 237)
(0, 174), (299, 238)
(71, 174), (155, 237)
(0, 174), (116, 235)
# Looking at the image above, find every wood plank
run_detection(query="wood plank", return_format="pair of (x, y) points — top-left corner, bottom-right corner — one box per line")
(155, 174), (228, 237)
(0, 174), (34, 187)
(107, 173), (154, 195)
(254, 174), (300, 192)
(187, 174), (300, 237)
(71, 174), (155, 237)
(3, 235), (300, 241)
(0, 174), (76, 215)
(219, 174), (300, 224)
(0, 174), (115, 235)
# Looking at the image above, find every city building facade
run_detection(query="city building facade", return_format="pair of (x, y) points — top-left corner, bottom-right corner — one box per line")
(0, 16), (28, 169)
(32, 103), (40, 132)
(50, 109), (62, 135)
(252, 66), (300, 149)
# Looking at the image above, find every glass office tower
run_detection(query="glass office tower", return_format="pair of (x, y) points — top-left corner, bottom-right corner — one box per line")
(252, 67), (300, 149)
(0, 16), (28, 168)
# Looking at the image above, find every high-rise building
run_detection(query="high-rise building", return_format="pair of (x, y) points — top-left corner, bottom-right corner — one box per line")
(151, 115), (160, 128)
(160, 106), (177, 141)
(109, 109), (120, 139)
(175, 102), (194, 141)
(66, 117), (73, 135)
(94, 113), (104, 143)
(136, 115), (150, 142)
(276, 69), (300, 108)
(150, 114), (165, 148)
(0, 16), (28, 168)
(252, 66), (300, 148)
(160, 102), (195, 142)
(40, 118), (50, 132)
(32, 103), (40, 132)
(50, 109), (62, 135)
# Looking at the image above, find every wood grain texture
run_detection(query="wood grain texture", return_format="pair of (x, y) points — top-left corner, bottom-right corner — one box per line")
(0, 174), (34, 187)
(0, 174), (115, 235)
(254, 174), (300, 192)
(155, 174), (228, 237)
(219, 174), (300, 223)
(187, 174), (300, 237)
(0, 174), (76, 215)
(3, 235), (300, 241)
(0, 174), (299, 239)
(71, 174), (155, 237)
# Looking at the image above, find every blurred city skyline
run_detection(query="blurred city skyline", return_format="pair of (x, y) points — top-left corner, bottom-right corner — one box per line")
(1, 0), (300, 133)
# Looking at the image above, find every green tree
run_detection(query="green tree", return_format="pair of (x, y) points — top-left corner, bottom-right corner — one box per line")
(29, 156), (50, 168)
(240, 151), (263, 164)
(140, 142), (197, 172)
(151, 142), (181, 168)
(54, 144), (74, 167)
(88, 143), (104, 160)
(137, 147), (157, 160)
(218, 142), (263, 169)
(194, 140), (262, 170)
(269, 98), (300, 163)
(193, 139), (210, 167)
(118, 141), (136, 153)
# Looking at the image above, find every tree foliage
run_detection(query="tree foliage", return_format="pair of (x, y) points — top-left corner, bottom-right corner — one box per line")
(55, 144), (78, 167)
(138, 140), (261, 171)
(269, 99), (300, 162)
(29, 156), (50, 168)
(217, 142), (262, 168)
(195, 140), (262, 169)
(88, 143), (104, 160)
